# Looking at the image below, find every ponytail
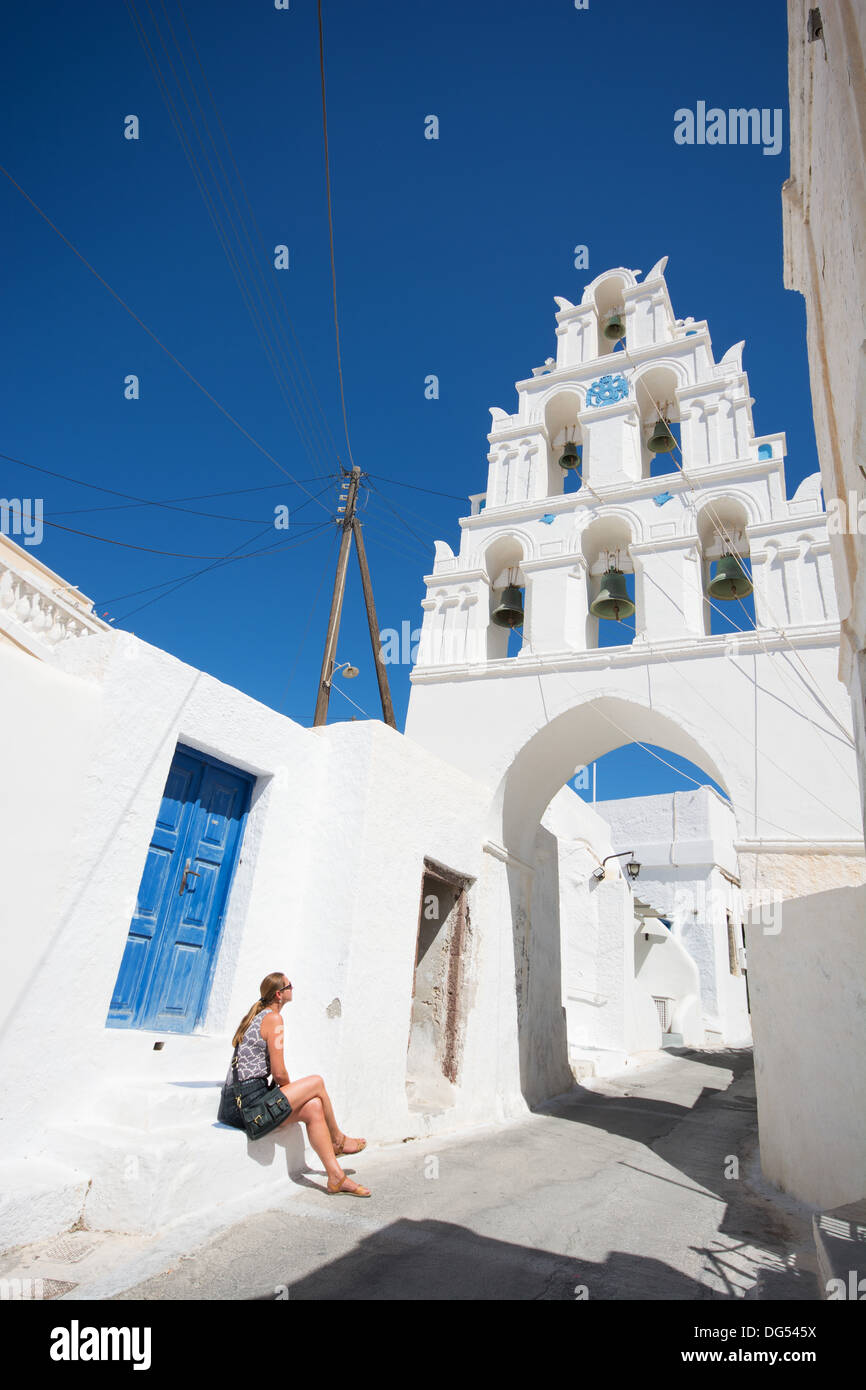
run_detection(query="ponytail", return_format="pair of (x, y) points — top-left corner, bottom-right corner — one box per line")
(232, 971), (286, 1047)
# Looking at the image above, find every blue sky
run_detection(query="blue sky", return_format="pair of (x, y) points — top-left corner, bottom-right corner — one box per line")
(1, 0), (807, 801)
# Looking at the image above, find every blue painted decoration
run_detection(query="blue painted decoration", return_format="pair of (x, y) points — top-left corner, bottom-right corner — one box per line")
(539, 514), (556, 525)
(586, 373), (629, 407)
(758, 444), (773, 460)
(652, 491), (674, 507)
(107, 745), (254, 1034)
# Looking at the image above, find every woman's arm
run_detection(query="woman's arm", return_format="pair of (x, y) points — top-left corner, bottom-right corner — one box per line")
(260, 1013), (290, 1086)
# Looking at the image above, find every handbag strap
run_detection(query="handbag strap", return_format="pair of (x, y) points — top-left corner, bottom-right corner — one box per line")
(230, 1044), (242, 1109)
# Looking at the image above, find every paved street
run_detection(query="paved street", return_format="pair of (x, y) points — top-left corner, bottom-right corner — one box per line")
(113, 1048), (819, 1301)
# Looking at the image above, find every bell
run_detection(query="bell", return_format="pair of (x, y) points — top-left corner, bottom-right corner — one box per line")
(491, 584), (524, 628)
(603, 312), (626, 341)
(590, 568), (635, 621)
(559, 441), (581, 470)
(647, 418), (676, 453)
(707, 553), (753, 601)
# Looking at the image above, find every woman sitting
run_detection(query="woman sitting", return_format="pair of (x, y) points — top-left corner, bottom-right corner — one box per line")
(228, 971), (370, 1197)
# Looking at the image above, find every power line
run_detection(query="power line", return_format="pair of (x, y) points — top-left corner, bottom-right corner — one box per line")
(0, 451), (325, 505)
(366, 473), (468, 501)
(317, 0), (357, 472)
(0, 164), (333, 514)
(95, 482), (337, 604)
(364, 479), (436, 554)
(175, 0), (346, 471)
(114, 519), (334, 622)
(125, 0), (338, 482)
(278, 528), (341, 709)
(601, 611), (861, 833)
(41, 516), (271, 559)
(614, 332), (856, 748)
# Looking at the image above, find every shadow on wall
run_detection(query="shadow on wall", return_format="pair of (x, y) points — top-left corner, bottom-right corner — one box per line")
(212, 1110), (306, 1173)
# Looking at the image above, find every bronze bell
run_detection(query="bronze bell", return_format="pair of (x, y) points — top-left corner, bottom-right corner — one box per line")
(590, 568), (635, 621)
(707, 553), (753, 601)
(603, 312), (626, 341)
(559, 441), (581, 470)
(647, 418), (676, 453)
(491, 584), (524, 628)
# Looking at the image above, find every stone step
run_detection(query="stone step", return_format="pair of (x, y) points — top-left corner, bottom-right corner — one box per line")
(88, 1078), (227, 1132)
(47, 1116), (308, 1236)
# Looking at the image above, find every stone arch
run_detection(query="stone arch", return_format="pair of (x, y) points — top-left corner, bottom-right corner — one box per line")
(696, 489), (764, 537)
(576, 505), (645, 548)
(478, 690), (744, 1103)
(631, 358), (692, 422)
(479, 529), (534, 579)
(487, 692), (736, 864)
(581, 268), (640, 305)
(539, 385), (586, 435)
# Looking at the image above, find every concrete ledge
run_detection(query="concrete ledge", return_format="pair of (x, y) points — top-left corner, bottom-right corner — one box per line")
(0, 1160), (90, 1253)
(814, 1201), (866, 1299)
(49, 1117), (308, 1236)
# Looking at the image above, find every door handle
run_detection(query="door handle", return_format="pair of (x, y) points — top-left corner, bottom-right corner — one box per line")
(179, 859), (201, 895)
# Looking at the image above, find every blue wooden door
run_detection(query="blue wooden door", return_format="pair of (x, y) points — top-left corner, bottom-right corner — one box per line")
(107, 745), (253, 1033)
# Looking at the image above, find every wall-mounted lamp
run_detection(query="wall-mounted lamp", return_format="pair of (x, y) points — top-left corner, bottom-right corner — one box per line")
(592, 851), (641, 882)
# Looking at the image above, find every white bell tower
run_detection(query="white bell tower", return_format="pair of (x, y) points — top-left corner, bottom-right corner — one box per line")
(406, 259), (859, 879)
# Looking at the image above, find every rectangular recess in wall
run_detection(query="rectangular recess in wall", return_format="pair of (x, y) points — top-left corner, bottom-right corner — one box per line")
(405, 857), (474, 1112)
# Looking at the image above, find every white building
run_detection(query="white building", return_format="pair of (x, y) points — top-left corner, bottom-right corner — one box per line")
(592, 788), (750, 1047)
(784, 0), (866, 842)
(1, 255), (862, 1251)
(405, 259), (866, 1207)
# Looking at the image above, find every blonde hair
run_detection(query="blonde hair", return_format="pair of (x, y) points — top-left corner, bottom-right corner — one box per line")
(232, 971), (286, 1047)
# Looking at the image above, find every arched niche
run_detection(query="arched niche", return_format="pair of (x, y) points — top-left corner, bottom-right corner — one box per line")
(590, 272), (632, 358)
(580, 513), (638, 649)
(631, 363), (685, 480)
(697, 496), (754, 635)
(483, 533), (528, 660)
(543, 389), (585, 497)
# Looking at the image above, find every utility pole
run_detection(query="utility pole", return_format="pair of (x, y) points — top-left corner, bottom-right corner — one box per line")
(353, 514), (397, 728)
(313, 467), (396, 729)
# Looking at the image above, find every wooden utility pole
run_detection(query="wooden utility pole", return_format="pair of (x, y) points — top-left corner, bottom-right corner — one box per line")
(353, 514), (397, 728)
(313, 467), (397, 728)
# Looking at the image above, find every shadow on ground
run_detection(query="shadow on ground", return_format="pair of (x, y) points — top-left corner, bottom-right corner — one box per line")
(254, 1216), (815, 1301)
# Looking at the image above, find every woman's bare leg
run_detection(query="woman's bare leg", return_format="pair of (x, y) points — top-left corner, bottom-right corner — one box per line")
(277, 1074), (360, 1148)
(287, 1098), (369, 1194)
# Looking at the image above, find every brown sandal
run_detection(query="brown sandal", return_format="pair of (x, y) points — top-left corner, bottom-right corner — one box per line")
(327, 1174), (371, 1197)
(333, 1132), (366, 1156)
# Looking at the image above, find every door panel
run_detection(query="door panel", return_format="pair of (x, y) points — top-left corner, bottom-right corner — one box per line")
(107, 746), (253, 1033)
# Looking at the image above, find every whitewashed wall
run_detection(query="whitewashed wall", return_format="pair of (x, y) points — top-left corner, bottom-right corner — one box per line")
(746, 883), (866, 1208)
(592, 788), (750, 1042)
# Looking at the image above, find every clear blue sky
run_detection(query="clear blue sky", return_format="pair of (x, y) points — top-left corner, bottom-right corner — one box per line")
(1, 0), (808, 802)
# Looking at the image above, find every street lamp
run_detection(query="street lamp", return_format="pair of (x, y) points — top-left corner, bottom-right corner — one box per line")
(326, 660), (359, 686)
(592, 851), (641, 882)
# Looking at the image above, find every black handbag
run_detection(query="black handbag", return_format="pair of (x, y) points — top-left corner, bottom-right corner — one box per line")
(217, 1046), (292, 1140)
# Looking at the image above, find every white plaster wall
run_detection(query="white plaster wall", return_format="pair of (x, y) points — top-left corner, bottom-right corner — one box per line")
(784, 0), (866, 839)
(633, 929), (702, 1045)
(0, 642), (103, 1026)
(592, 789), (750, 1040)
(746, 883), (866, 1208)
(3, 617), (567, 1248)
(407, 644), (859, 858)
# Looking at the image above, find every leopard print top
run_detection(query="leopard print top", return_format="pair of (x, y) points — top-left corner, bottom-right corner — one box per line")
(225, 1008), (273, 1085)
